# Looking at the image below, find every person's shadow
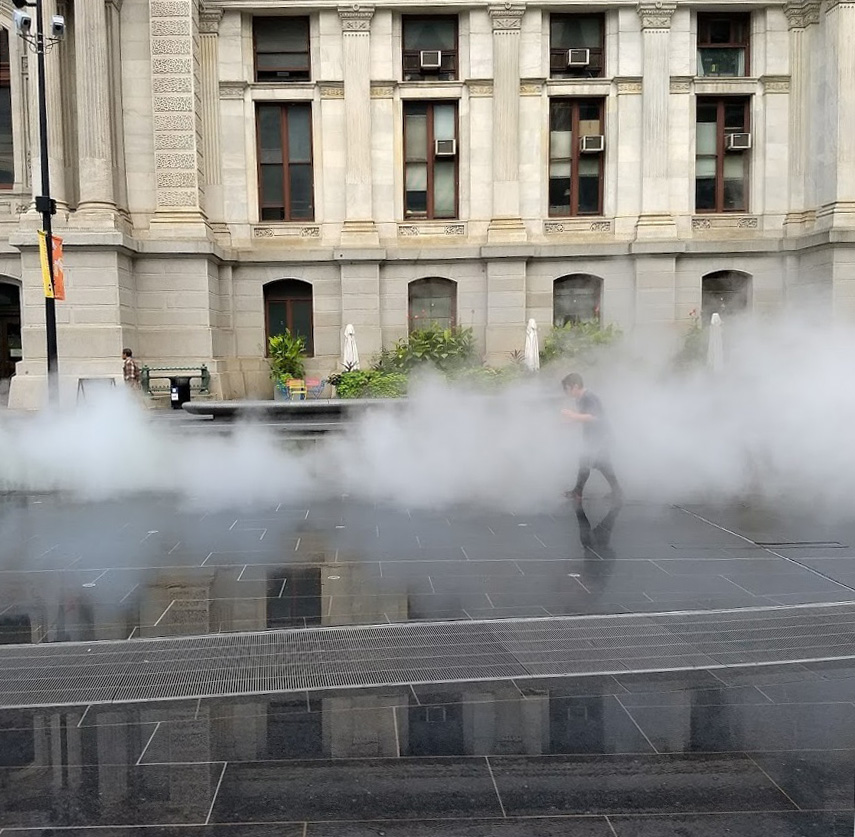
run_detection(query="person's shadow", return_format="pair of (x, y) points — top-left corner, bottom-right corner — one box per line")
(575, 499), (622, 596)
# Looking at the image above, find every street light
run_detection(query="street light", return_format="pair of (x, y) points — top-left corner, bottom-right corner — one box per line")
(13, 0), (64, 406)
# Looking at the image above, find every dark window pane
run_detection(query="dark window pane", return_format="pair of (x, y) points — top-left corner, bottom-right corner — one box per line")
(578, 101), (601, 122)
(261, 207), (285, 221)
(549, 176), (572, 214)
(555, 277), (601, 325)
(255, 18), (309, 53)
(257, 53), (310, 72)
(268, 301), (288, 337)
(291, 299), (313, 353)
(724, 103), (747, 130)
(261, 165), (284, 207)
(403, 19), (456, 50)
(578, 161), (600, 214)
(709, 20), (732, 43)
(258, 107), (283, 164)
(550, 103), (572, 132)
(723, 178), (745, 211)
(551, 16), (602, 48)
(288, 165), (313, 219)
(0, 85), (12, 187)
(696, 101), (718, 123)
(287, 106), (312, 162)
(695, 178), (716, 210)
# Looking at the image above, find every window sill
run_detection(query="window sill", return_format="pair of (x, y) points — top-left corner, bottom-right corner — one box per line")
(253, 223), (320, 239)
(544, 219), (613, 235)
(398, 221), (466, 237)
(692, 215), (758, 232)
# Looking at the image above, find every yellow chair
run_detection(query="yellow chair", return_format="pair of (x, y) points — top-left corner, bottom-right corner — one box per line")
(286, 379), (307, 400)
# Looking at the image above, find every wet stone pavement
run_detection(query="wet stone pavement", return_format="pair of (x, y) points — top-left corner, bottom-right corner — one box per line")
(0, 492), (854, 834)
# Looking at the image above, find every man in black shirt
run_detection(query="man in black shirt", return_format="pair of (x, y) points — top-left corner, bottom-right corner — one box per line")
(561, 372), (622, 504)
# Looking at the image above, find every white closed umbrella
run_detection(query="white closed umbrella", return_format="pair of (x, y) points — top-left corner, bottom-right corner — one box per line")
(342, 323), (360, 370)
(524, 318), (540, 372)
(707, 312), (724, 374)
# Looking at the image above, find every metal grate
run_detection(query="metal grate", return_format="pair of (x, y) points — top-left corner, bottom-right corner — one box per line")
(2, 601), (855, 709)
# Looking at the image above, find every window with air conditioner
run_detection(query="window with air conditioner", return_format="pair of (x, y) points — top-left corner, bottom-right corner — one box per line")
(549, 98), (605, 216)
(695, 97), (750, 213)
(253, 17), (311, 82)
(403, 16), (457, 81)
(404, 101), (458, 219)
(697, 13), (750, 77)
(550, 15), (604, 79)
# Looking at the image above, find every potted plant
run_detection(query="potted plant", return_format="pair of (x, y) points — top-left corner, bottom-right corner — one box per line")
(268, 331), (307, 400)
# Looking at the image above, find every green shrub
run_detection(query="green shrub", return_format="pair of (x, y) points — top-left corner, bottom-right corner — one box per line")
(329, 370), (408, 399)
(386, 325), (477, 373)
(268, 331), (306, 382)
(540, 320), (621, 367)
(674, 310), (706, 370)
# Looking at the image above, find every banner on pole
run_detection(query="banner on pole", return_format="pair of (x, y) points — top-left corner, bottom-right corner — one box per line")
(38, 231), (65, 300)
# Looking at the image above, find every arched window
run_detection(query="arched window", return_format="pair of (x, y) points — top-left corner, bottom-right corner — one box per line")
(553, 274), (602, 326)
(0, 281), (20, 385)
(701, 270), (751, 323)
(408, 277), (456, 332)
(0, 30), (12, 188)
(264, 279), (314, 356)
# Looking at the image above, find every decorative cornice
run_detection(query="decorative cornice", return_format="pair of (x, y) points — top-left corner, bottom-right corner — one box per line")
(489, 3), (526, 30)
(520, 79), (544, 95)
(615, 76), (643, 94)
(199, 8), (223, 34)
(784, 0), (821, 26)
(370, 82), (394, 98)
(761, 75), (791, 93)
(219, 80), (247, 99)
(669, 75), (692, 93)
(319, 81), (345, 98)
(338, 4), (374, 31)
(467, 80), (493, 97)
(637, 1), (677, 30)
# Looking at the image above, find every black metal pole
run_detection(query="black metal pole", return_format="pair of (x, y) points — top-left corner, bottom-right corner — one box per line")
(35, 0), (58, 406)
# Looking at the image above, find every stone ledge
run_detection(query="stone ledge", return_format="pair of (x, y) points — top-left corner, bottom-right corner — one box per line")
(398, 221), (467, 238)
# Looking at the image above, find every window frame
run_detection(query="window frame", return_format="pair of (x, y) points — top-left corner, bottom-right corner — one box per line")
(553, 274), (603, 327)
(408, 277), (457, 333)
(256, 103), (315, 223)
(403, 101), (459, 220)
(695, 97), (751, 214)
(264, 279), (315, 357)
(549, 14), (605, 80)
(402, 15), (459, 82)
(253, 16), (311, 83)
(548, 98), (605, 218)
(696, 12), (750, 78)
(0, 29), (13, 190)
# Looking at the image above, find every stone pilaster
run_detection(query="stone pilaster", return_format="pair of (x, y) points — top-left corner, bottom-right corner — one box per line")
(783, 1), (820, 231)
(75, 0), (115, 212)
(635, 1), (677, 238)
(339, 5), (378, 246)
(149, 0), (207, 236)
(487, 4), (526, 243)
(199, 9), (225, 230)
(107, 0), (130, 216)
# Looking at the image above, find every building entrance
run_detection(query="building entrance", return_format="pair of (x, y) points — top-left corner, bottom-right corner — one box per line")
(0, 283), (21, 405)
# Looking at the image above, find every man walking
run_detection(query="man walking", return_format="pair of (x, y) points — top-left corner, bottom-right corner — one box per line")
(561, 372), (622, 504)
(122, 348), (140, 390)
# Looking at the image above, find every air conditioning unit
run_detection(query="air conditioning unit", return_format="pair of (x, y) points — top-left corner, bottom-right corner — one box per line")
(567, 48), (590, 67)
(435, 138), (457, 156)
(725, 132), (752, 151)
(580, 135), (605, 153)
(419, 50), (442, 70)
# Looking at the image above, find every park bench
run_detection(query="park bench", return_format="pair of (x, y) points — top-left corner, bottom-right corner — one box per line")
(140, 365), (210, 397)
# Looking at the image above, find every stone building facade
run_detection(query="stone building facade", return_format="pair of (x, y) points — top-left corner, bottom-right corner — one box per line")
(0, 0), (852, 407)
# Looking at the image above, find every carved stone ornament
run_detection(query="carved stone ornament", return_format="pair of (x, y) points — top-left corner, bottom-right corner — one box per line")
(370, 83), (395, 98)
(519, 80), (543, 95)
(692, 218), (712, 230)
(489, 3), (526, 30)
(637, 1), (677, 30)
(468, 81), (494, 97)
(219, 81), (247, 99)
(762, 75), (791, 93)
(319, 83), (345, 98)
(824, 0), (853, 14)
(198, 8), (223, 34)
(670, 76), (692, 93)
(616, 77), (643, 94)
(784, 0), (821, 27)
(338, 4), (374, 31)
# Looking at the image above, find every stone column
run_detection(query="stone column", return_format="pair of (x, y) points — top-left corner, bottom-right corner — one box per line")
(149, 0), (207, 237)
(487, 3), (526, 243)
(75, 0), (115, 211)
(635, 1), (677, 238)
(339, 5), (379, 246)
(29, 0), (68, 209)
(199, 10), (225, 230)
(107, 0), (129, 215)
(783, 2), (819, 232)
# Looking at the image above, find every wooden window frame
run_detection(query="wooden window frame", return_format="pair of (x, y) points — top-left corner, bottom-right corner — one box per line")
(408, 277), (457, 333)
(0, 29), (12, 190)
(697, 12), (750, 77)
(402, 16), (458, 82)
(253, 16), (311, 83)
(403, 101), (459, 220)
(256, 103), (314, 223)
(264, 281), (315, 357)
(549, 14), (605, 79)
(548, 98), (605, 218)
(695, 97), (750, 214)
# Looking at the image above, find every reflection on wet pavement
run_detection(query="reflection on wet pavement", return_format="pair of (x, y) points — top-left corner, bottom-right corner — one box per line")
(0, 492), (854, 833)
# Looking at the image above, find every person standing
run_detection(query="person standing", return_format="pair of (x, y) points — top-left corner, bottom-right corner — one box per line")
(122, 348), (141, 390)
(561, 372), (622, 504)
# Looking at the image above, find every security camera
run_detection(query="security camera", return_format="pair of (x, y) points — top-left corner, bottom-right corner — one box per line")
(51, 15), (65, 38)
(13, 9), (32, 34)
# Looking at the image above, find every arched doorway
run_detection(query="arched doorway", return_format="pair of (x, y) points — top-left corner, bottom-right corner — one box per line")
(408, 277), (457, 332)
(264, 279), (314, 355)
(0, 281), (21, 405)
(701, 270), (751, 323)
(553, 274), (602, 326)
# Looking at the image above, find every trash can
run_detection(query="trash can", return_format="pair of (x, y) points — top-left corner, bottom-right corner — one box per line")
(169, 376), (192, 409)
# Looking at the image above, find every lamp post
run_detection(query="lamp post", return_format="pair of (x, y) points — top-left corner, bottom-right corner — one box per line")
(13, 0), (64, 406)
